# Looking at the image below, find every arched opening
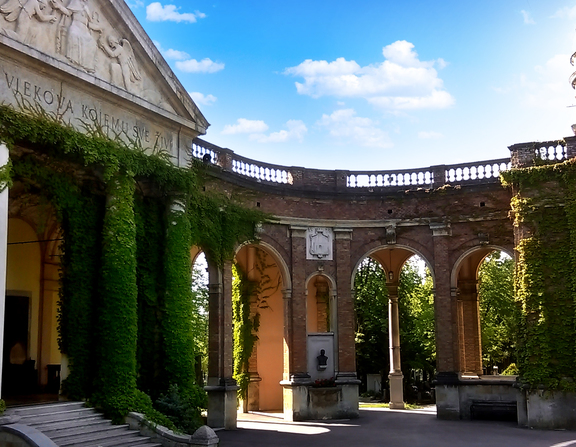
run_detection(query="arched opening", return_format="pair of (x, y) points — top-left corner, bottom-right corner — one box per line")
(478, 250), (516, 376)
(353, 246), (435, 408)
(234, 244), (285, 413)
(3, 217), (62, 402)
(452, 246), (515, 377)
(190, 249), (209, 387)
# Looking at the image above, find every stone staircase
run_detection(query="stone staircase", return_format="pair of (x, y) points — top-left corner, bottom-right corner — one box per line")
(5, 401), (162, 446)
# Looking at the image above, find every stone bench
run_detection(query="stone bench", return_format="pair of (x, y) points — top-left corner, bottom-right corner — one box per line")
(470, 400), (517, 421)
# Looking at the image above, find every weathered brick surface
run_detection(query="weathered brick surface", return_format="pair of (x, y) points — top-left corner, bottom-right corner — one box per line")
(205, 167), (514, 379)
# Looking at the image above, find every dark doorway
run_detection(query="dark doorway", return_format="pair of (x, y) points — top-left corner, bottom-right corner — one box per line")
(2, 295), (36, 396)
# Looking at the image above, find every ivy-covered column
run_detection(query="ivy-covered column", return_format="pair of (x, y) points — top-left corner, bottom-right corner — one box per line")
(206, 258), (237, 429)
(95, 172), (138, 420)
(0, 143), (10, 398)
(162, 197), (195, 393)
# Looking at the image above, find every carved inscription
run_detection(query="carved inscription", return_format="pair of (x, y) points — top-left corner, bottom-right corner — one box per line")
(1, 69), (175, 152)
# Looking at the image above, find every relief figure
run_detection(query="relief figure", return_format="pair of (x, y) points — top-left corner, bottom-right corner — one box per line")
(0, 0), (58, 46)
(59, 0), (101, 73)
(99, 34), (142, 93)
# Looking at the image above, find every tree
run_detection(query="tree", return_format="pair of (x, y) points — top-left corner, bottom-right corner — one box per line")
(478, 251), (517, 372)
(190, 258), (209, 384)
(398, 259), (436, 384)
(354, 258), (389, 390)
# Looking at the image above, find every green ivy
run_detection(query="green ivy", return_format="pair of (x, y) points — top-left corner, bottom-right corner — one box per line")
(162, 198), (196, 394)
(504, 161), (576, 391)
(0, 104), (265, 421)
(93, 173), (139, 421)
(232, 263), (259, 399)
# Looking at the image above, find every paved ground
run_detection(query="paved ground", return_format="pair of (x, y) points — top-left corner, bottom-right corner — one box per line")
(217, 408), (576, 447)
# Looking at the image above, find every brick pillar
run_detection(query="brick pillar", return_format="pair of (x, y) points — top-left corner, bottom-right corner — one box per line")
(334, 229), (357, 382)
(387, 284), (404, 409)
(457, 280), (482, 376)
(206, 260), (237, 429)
(289, 226), (309, 379)
(509, 142), (535, 168)
(565, 136), (576, 160)
(430, 165), (446, 188)
(430, 223), (458, 375)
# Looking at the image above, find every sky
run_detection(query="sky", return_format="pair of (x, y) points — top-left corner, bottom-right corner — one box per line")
(127, 0), (576, 171)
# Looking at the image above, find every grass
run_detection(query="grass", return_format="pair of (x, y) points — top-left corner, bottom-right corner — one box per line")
(359, 402), (424, 410)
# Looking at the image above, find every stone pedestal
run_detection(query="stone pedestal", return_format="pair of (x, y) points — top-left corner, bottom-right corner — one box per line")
(205, 384), (238, 430)
(388, 372), (405, 409)
(281, 379), (359, 421)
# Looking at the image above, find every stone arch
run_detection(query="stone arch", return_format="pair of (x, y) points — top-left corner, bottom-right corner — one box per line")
(234, 242), (287, 412)
(450, 244), (514, 376)
(353, 243), (434, 286)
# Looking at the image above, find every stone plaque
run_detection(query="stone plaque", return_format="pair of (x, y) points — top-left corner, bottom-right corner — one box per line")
(306, 227), (333, 261)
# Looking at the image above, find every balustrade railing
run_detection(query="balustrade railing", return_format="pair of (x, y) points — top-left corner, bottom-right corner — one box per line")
(190, 138), (572, 191)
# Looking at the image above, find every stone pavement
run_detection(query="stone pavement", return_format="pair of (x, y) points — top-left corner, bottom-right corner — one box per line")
(217, 407), (576, 447)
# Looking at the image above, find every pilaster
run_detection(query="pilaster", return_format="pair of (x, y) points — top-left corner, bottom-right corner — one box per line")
(0, 144), (9, 398)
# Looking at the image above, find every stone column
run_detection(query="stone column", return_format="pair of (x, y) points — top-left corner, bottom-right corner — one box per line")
(245, 246), (261, 411)
(457, 280), (482, 376)
(387, 284), (404, 409)
(334, 229), (357, 381)
(0, 144), (9, 398)
(281, 226), (310, 422)
(430, 222), (460, 420)
(206, 260), (237, 429)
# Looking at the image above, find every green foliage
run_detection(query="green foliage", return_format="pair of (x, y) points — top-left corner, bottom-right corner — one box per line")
(93, 173), (139, 421)
(354, 258), (389, 383)
(134, 197), (165, 398)
(478, 251), (518, 371)
(190, 262), (209, 379)
(398, 259), (436, 378)
(132, 389), (177, 432)
(0, 159), (13, 191)
(162, 200), (196, 394)
(501, 363), (519, 376)
(155, 384), (207, 435)
(0, 399), (5, 415)
(505, 161), (576, 390)
(232, 263), (259, 398)
(0, 103), (266, 421)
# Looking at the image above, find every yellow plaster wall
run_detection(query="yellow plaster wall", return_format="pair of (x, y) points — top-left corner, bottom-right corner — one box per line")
(6, 218), (41, 366)
(256, 284), (284, 410)
(306, 281), (318, 333)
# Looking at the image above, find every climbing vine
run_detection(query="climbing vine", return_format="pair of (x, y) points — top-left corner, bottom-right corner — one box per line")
(232, 263), (259, 399)
(502, 160), (576, 390)
(0, 104), (265, 420)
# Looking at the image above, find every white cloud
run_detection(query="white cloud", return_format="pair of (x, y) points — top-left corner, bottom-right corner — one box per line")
(189, 92), (217, 106)
(146, 2), (205, 23)
(521, 10), (535, 25)
(152, 41), (189, 60)
(251, 120), (308, 143)
(317, 109), (392, 148)
(520, 53), (573, 109)
(222, 119), (269, 135)
(127, 0), (144, 8)
(176, 58), (225, 73)
(551, 6), (576, 20)
(418, 131), (444, 140)
(284, 40), (453, 111)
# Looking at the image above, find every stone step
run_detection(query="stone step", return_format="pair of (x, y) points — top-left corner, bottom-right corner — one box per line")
(32, 415), (107, 431)
(7, 401), (163, 447)
(60, 431), (147, 447)
(8, 401), (87, 416)
(56, 425), (132, 445)
(41, 420), (121, 439)
(17, 407), (98, 424)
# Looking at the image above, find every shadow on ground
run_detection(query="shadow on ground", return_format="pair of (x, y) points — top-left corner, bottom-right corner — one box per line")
(217, 408), (576, 447)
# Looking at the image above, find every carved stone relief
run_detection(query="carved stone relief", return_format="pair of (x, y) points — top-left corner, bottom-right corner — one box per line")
(306, 227), (333, 261)
(0, 0), (172, 111)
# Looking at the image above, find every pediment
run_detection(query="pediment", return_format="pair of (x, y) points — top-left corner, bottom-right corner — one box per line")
(0, 0), (208, 163)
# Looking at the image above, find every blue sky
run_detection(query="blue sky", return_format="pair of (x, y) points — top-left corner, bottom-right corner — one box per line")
(128, 1), (576, 171)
